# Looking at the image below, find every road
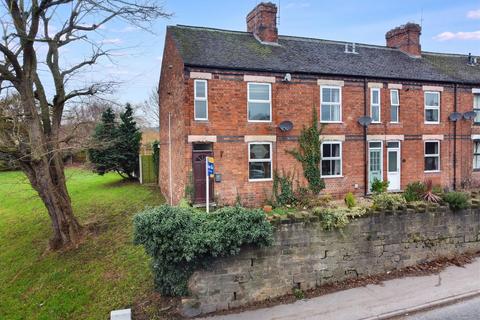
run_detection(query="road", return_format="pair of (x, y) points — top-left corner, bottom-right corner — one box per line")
(398, 296), (480, 320)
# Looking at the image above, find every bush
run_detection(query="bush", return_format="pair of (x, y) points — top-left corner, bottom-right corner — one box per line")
(313, 207), (366, 231)
(403, 181), (426, 202)
(344, 192), (356, 208)
(372, 193), (406, 210)
(370, 178), (389, 194)
(133, 205), (273, 296)
(273, 171), (297, 207)
(442, 192), (470, 211)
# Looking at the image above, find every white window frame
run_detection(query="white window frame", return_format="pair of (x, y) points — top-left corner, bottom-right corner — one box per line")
(474, 94), (480, 124)
(320, 141), (343, 178)
(371, 88), (381, 123)
(390, 89), (399, 123)
(474, 140), (480, 170)
(320, 85), (342, 123)
(194, 79), (208, 121)
(424, 140), (440, 173)
(248, 142), (273, 182)
(247, 82), (272, 123)
(424, 91), (440, 124)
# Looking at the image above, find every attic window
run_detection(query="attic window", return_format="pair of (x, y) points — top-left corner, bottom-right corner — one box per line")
(344, 43), (358, 54)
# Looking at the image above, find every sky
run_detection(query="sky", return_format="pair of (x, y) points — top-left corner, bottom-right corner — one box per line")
(18, 1), (480, 105)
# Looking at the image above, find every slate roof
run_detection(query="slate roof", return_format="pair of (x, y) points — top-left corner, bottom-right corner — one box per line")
(169, 25), (480, 85)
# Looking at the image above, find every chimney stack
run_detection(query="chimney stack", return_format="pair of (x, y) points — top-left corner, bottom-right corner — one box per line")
(386, 23), (422, 57)
(246, 2), (278, 43)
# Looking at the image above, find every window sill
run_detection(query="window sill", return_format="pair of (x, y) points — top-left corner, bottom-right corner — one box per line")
(424, 170), (441, 173)
(370, 122), (382, 125)
(247, 120), (272, 124)
(320, 121), (343, 124)
(473, 169), (480, 172)
(321, 175), (343, 179)
(389, 122), (400, 124)
(424, 122), (440, 125)
(248, 178), (273, 182)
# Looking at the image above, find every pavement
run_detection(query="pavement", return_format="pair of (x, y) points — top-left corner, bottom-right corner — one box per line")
(397, 296), (480, 320)
(200, 258), (480, 320)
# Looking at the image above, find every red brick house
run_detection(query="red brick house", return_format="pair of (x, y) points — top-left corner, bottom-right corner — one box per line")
(158, 2), (480, 206)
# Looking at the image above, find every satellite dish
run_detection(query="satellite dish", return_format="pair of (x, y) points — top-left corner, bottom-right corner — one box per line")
(278, 120), (293, 132)
(283, 73), (292, 82)
(449, 112), (462, 122)
(464, 111), (477, 120)
(358, 116), (372, 127)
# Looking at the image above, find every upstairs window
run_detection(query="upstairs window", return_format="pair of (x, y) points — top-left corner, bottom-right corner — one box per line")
(248, 83), (271, 122)
(321, 141), (342, 177)
(371, 88), (381, 123)
(194, 80), (208, 120)
(474, 94), (480, 124)
(474, 141), (480, 170)
(248, 143), (272, 181)
(425, 141), (440, 172)
(320, 86), (341, 122)
(425, 92), (440, 124)
(390, 89), (399, 123)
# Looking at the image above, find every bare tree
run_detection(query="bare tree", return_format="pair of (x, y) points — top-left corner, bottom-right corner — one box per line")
(139, 86), (159, 128)
(0, 1), (169, 250)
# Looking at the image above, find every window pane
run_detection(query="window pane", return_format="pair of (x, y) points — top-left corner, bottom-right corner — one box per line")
(333, 160), (341, 175)
(425, 156), (439, 171)
(387, 141), (399, 148)
(390, 105), (398, 122)
(425, 142), (438, 155)
(475, 109), (480, 123)
(250, 144), (270, 160)
(194, 100), (207, 119)
(331, 105), (340, 121)
(249, 162), (271, 179)
(249, 84), (269, 100)
(372, 90), (379, 104)
(248, 102), (270, 120)
(474, 155), (480, 169)
(425, 109), (439, 122)
(331, 143), (340, 157)
(195, 81), (206, 98)
(322, 88), (331, 102)
(475, 94), (480, 108)
(425, 92), (439, 106)
(322, 143), (331, 157)
(369, 142), (381, 148)
(391, 90), (399, 105)
(372, 105), (380, 121)
(331, 88), (340, 102)
(388, 151), (397, 172)
(321, 104), (331, 121)
(475, 141), (480, 154)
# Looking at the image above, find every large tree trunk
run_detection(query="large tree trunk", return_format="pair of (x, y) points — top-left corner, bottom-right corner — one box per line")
(22, 158), (82, 250)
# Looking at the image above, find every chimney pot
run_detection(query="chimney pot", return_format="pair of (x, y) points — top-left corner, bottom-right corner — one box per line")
(386, 23), (422, 57)
(246, 2), (278, 43)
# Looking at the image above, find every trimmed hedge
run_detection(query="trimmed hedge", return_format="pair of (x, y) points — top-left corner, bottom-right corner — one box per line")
(133, 205), (273, 296)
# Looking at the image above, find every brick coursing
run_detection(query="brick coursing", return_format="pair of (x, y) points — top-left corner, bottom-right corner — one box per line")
(183, 207), (480, 315)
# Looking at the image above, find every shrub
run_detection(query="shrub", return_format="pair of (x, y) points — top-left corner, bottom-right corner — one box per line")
(422, 179), (441, 203)
(442, 192), (470, 211)
(273, 171), (297, 207)
(372, 193), (406, 210)
(344, 192), (356, 208)
(293, 288), (305, 300)
(403, 181), (426, 202)
(133, 205), (273, 296)
(370, 178), (389, 194)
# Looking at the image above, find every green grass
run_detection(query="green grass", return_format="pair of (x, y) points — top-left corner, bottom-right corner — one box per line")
(0, 168), (165, 320)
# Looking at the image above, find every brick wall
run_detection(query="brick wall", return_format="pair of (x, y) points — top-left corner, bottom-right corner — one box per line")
(183, 206), (480, 315)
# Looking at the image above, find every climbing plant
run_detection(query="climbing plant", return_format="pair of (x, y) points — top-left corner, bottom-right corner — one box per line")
(287, 107), (325, 194)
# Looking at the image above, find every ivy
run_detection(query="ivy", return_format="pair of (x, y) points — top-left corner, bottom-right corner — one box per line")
(287, 107), (325, 194)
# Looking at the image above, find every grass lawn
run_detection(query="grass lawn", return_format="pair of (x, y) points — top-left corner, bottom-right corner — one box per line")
(0, 168), (165, 320)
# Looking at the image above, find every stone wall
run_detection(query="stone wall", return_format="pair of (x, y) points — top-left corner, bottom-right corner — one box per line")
(184, 207), (480, 315)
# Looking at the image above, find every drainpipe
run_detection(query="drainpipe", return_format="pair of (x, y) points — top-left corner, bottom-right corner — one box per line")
(364, 78), (368, 195)
(453, 84), (457, 190)
(168, 112), (173, 205)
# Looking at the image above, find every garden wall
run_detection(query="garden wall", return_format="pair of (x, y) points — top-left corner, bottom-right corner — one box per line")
(182, 206), (480, 316)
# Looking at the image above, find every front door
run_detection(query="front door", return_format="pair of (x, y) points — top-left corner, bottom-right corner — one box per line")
(368, 141), (383, 192)
(192, 143), (214, 204)
(387, 141), (401, 191)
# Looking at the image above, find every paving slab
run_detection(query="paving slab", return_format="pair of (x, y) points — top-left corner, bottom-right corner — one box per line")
(200, 258), (480, 320)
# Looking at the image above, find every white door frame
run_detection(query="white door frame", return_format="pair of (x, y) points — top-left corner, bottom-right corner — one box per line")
(387, 141), (401, 191)
(368, 140), (383, 192)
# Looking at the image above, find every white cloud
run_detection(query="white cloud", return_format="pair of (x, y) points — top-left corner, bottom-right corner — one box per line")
(467, 9), (480, 19)
(434, 30), (480, 41)
(112, 26), (139, 33)
(98, 38), (122, 45)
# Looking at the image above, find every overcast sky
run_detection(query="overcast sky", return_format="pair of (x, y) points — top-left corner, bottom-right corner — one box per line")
(50, 0), (480, 105)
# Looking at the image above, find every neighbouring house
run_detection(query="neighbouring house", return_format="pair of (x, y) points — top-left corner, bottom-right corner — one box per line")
(158, 2), (480, 207)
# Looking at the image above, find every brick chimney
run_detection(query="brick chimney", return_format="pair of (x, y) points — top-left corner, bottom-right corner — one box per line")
(386, 23), (422, 57)
(246, 2), (278, 43)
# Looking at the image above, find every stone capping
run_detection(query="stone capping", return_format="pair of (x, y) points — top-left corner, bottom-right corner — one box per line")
(473, 88), (480, 94)
(472, 135), (480, 140)
(367, 134), (404, 141)
(317, 79), (345, 87)
(190, 72), (212, 80)
(244, 135), (276, 142)
(422, 85), (444, 92)
(368, 82), (383, 88)
(187, 135), (217, 143)
(243, 75), (276, 83)
(422, 134), (444, 141)
(388, 83), (403, 90)
(320, 135), (345, 141)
